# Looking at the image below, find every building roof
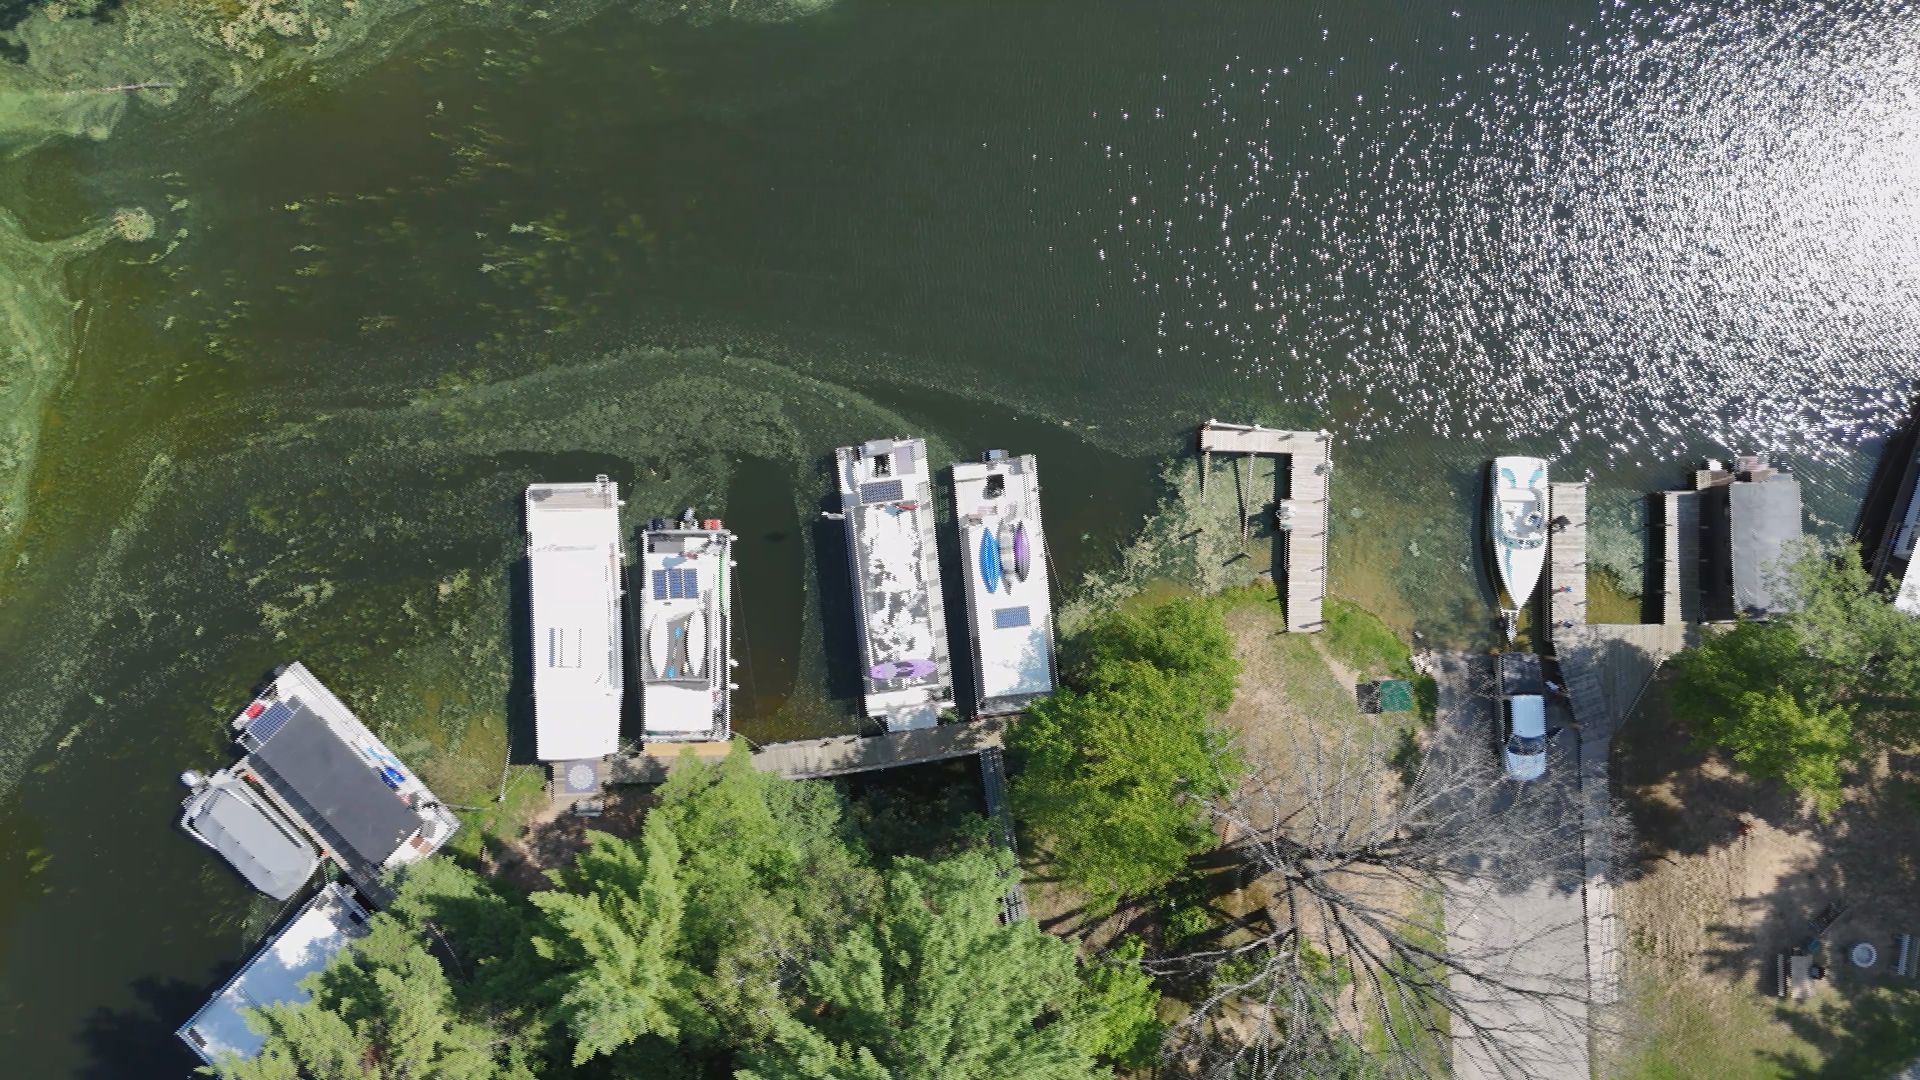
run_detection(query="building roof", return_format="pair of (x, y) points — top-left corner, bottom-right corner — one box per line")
(1498, 652), (1548, 697)
(1728, 478), (1803, 617)
(247, 701), (422, 873)
(184, 779), (318, 901)
(526, 480), (624, 761)
(178, 884), (370, 1063)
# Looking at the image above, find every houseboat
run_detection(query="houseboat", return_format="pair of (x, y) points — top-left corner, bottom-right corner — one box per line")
(177, 883), (370, 1064)
(835, 438), (954, 731)
(526, 477), (625, 762)
(179, 662), (459, 902)
(640, 510), (735, 742)
(950, 451), (1057, 716)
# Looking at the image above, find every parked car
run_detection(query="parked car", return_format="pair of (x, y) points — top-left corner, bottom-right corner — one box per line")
(1502, 693), (1548, 781)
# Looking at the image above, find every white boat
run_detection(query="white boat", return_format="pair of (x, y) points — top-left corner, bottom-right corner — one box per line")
(639, 509), (733, 742)
(1490, 456), (1550, 639)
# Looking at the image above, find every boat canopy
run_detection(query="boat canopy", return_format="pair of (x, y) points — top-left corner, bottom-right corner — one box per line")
(183, 778), (318, 901)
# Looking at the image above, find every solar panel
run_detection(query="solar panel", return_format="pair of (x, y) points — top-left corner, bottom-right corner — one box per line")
(993, 606), (1032, 629)
(861, 479), (905, 505)
(245, 701), (295, 746)
(651, 569), (668, 600)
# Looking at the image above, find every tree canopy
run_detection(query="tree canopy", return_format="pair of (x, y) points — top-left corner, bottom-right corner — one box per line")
(1672, 542), (1920, 810)
(213, 744), (1151, 1080)
(1011, 597), (1242, 904)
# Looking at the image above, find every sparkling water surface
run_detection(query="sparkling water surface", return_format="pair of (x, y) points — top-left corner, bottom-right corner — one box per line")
(0, 1), (1914, 1073)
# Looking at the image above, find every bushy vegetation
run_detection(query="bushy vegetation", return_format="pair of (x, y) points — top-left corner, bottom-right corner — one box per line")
(1671, 543), (1920, 812)
(1008, 596), (1243, 906)
(213, 747), (1157, 1079)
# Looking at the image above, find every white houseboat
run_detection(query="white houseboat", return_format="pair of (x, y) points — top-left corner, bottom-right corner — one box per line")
(640, 509), (735, 743)
(951, 451), (1057, 717)
(525, 477), (625, 762)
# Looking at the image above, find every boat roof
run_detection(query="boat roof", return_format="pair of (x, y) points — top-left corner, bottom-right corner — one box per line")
(640, 528), (731, 738)
(178, 883), (370, 1063)
(184, 779), (318, 901)
(526, 480), (624, 761)
(837, 439), (952, 730)
(1508, 694), (1547, 737)
(1728, 477), (1803, 617)
(951, 455), (1057, 714)
(245, 699), (423, 875)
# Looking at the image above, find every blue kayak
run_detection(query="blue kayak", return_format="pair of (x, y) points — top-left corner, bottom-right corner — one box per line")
(979, 526), (1002, 594)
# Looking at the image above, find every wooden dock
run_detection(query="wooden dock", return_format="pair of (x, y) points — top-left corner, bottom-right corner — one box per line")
(1198, 421), (1332, 633)
(604, 717), (1006, 785)
(1659, 490), (1701, 626)
(1548, 482), (1588, 632)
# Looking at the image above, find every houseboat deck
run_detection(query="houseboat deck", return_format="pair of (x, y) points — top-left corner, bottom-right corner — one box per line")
(950, 452), (1057, 717)
(836, 438), (954, 731)
(526, 477), (625, 762)
(640, 515), (734, 742)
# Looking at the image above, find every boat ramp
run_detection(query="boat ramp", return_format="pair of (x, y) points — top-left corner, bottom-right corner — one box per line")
(835, 438), (956, 731)
(1197, 421), (1331, 633)
(951, 452), (1058, 717)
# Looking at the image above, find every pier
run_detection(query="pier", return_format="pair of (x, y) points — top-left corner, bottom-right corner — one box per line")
(1547, 482), (1587, 632)
(1198, 421), (1332, 633)
(604, 718), (1006, 785)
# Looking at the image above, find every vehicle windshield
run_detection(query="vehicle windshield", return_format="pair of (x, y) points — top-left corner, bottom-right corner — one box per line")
(1507, 734), (1547, 756)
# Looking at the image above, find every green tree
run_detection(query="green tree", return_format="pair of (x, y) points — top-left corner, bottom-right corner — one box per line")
(1073, 936), (1162, 1070)
(212, 916), (537, 1080)
(386, 856), (551, 1017)
(1012, 600), (1240, 905)
(1674, 543), (1920, 809)
(737, 849), (1104, 1080)
(530, 820), (689, 1065)
(649, 743), (879, 1045)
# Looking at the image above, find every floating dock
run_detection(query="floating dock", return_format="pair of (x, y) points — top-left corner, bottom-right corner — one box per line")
(180, 662), (459, 903)
(526, 477), (625, 762)
(177, 883), (371, 1064)
(950, 451), (1057, 717)
(835, 438), (955, 731)
(639, 512), (735, 743)
(1548, 482), (1588, 632)
(1198, 421), (1331, 632)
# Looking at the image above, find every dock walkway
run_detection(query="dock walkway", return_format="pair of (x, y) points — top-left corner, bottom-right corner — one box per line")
(605, 718), (1006, 785)
(980, 746), (1027, 921)
(1199, 421), (1332, 633)
(1547, 482), (1588, 632)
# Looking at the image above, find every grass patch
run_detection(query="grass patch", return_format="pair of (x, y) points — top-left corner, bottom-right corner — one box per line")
(1362, 887), (1451, 1074)
(442, 764), (549, 864)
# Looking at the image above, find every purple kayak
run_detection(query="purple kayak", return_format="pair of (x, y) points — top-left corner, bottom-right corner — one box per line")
(869, 658), (937, 682)
(1012, 521), (1033, 582)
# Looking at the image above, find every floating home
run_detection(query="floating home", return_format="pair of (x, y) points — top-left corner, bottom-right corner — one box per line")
(640, 510), (735, 742)
(835, 438), (954, 731)
(177, 883), (370, 1064)
(526, 477), (625, 762)
(950, 451), (1057, 716)
(179, 662), (459, 901)
(1658, 455), (1804, 623)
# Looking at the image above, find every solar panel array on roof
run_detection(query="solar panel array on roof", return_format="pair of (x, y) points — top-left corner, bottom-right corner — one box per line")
(861, 479), (905, 504)
(650, 567), (699, 600)
(993, 606), (1032, 629)
(243, 701), (295, 747)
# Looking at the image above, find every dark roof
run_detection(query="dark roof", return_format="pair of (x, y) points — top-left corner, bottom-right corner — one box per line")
(1499, 652), (1548, 697)
(188, 781), (318, 900)
(247, 701), (420, 872)
(1729, 478), (1803, 617)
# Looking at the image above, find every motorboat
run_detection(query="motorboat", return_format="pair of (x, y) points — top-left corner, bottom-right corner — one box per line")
(1489, 456), (1550, 640)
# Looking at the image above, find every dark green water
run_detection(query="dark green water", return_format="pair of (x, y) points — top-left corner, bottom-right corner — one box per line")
(1, 1), (1916, 1073)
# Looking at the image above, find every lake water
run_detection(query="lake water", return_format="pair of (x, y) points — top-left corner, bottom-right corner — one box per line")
(1, 1), (1915, 1073)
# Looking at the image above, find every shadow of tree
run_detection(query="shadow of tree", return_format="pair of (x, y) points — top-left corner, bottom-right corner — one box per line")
(1765, 983), (1920, 1078)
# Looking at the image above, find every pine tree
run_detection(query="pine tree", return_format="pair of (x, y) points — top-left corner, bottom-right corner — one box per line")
(737, 849), (1106, 1080)
(212, 917), (536, 1080)
(529, 820), (688, 1065)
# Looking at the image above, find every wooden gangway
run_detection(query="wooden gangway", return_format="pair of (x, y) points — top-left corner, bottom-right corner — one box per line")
(1198, 421), (1332, 633)
(606, 717), (1006, 785)
(1548, 482), (1588, 632)
(979, 746), (1027, 922)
